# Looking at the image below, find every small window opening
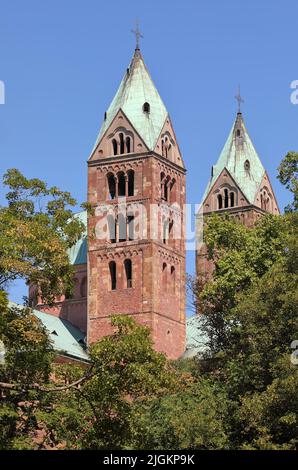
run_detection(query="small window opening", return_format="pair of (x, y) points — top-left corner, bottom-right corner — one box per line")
(124, 259), (132, 288)
(230, 192), (235, 207)
(126, 136), (131, 153)
(128, 215), (134, 241)
(143, 102), (150, 113)
(118, 172), (126, 197)
(224, 189), (229, 208)
(112, 139), (118, 156)
(162, 262), (167, 290)
(107, 174), (116, 200)
(109, 261), (117, 290)
(119, 133), (125, 154)
(127, 170), (134, 196)
(218, 194), (223, 209)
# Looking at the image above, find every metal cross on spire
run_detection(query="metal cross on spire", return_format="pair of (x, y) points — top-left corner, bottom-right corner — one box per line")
(235, 85), (244, 112)
(131, 19), (143, 50)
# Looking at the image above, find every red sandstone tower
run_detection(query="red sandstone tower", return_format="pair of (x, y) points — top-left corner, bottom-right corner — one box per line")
(87, 46), (186, 359)
(196, 108), (280, 279)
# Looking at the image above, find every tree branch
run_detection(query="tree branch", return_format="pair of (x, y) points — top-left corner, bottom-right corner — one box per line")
(0, 367), (94, 393)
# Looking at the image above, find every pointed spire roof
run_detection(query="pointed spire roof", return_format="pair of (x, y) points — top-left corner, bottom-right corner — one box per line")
(92, 48), (168, 152)
(203, 112), (266, 204)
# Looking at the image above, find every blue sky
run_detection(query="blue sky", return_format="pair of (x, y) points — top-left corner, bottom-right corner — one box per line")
(0, 0), (297, 305)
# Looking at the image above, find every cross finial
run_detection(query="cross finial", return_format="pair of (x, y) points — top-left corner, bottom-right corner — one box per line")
(235, 85), (244, 113)
(131, 19), (143, 50)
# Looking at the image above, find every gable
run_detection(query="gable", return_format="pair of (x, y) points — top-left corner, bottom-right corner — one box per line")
(89, 109), (149, 161)
(154, 116), (185, 169)
(203, 167), (250, 212)
(254, 171), (280, 215)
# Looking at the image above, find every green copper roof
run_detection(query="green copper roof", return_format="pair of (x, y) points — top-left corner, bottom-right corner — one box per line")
(182, 315), (208, 359)
(7, 302), (89, 362)
(91, 48), (168, 153)
(68, 211), (87, 265)
(203, 113), (265, 204)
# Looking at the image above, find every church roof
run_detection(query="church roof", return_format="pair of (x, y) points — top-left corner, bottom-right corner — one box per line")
(68, 211), (87, 265)
(7, 302), (89, 362)
(203, 112), (266, 204)
(182, 314), (209, 359)
(91, 48), (168, 153)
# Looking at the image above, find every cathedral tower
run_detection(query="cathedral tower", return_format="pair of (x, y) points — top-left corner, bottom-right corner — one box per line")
(196, 109), (279, 279)
(87, 45), (186, 359)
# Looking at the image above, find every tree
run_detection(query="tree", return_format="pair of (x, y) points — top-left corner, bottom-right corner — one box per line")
(130, 379), (230, 450)
(78, 316), (178, 449)
(0, 169), (85, 303)
(0, 315), (180, 449)
(187, 150), (298, 449)
(0, 293), (54, 449)
(277, 151), (298, 212)
(193, 213), (289, 355)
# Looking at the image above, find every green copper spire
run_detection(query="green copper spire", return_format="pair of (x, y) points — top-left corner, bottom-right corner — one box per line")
(91, 48), (168, 153)
(203, 112), (266, 204)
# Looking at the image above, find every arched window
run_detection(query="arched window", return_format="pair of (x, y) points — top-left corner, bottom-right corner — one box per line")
(171, 266), (175, 293)
(80, 276), (87, 298)
(112, 139), (118, 156)
(107, 173), (116, 200)
(236, 129), (241, 137)
(128, 214), (134, 240)
(126, 136), (131, 153)
(160, 172), (165, 199)
(161, 140), (165, 156)
(217, 194), (223, 209)
(109, 261), (117, 290)
(162, 262), (167, 290)
(164, 183), (168, 202)
(169, 219), (174, 239)
(165, 137), (168, 158)
(127, 170), (134, 196)
(143, 102), (150, 113)
(124, 259), (132, 288)
(107, 214), (116, 243)
(244, 160), (250, 171)
(118, 213), (126, 242)
(164, 176), (170, 202)
(224, 189), (229, 208)
(118, 172), (126, 197)
(119, 133), (125, 154)
(163, 218), (168, 244)
(230, 192), (235, 207)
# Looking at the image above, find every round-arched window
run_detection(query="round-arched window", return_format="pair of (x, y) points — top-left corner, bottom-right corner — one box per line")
(143, 102), (150, 113)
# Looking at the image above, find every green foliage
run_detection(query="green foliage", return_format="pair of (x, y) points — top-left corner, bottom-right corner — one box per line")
(79, 316), (178, 449)
(0, 303), (53, 384)
(197, 213), (294, 355)
(191, 185), (298, 448)
(0, 169), (85, 304)
(0, 302), (53, 449)
(277, 151), (298, 212)
(130, 380), (230, 450)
